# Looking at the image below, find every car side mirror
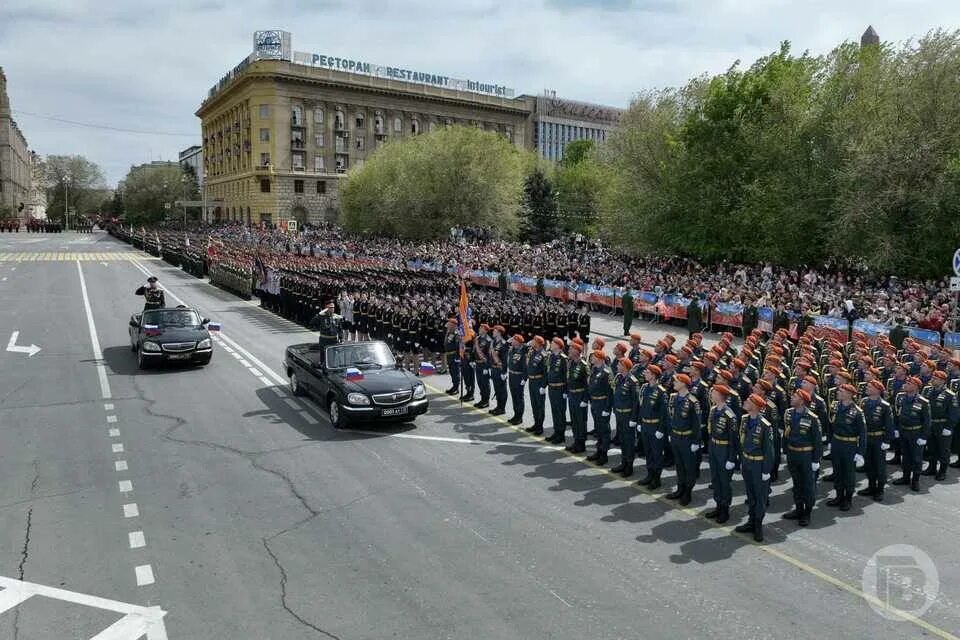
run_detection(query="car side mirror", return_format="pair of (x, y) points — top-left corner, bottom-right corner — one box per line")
(129, 319), (139, 328)
(201, 317), (210, 325)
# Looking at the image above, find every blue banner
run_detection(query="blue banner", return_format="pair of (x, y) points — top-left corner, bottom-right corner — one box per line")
(813, 316), (850, 331)
(944, 332), (960, 349)
(908, 327), (941, 345)
(852, 320), (891, 337)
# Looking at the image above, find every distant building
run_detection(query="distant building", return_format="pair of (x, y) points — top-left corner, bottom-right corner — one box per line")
(526, 92), (622, 162)
(28, 151), (46, 219)
(0, 68), (31, 216)
(861, 25), (880, 47)
(178, 145), (203, 188)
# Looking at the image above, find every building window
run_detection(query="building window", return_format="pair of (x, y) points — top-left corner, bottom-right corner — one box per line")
(393, 117), (402, 133)
(314, 108), (324, 124)
(355, 113), (365, 128)
(336, 156), (347, 173)
(335, 110), (345, 130)
(356, 136), (364, 151)
(260, 179), (271, 193)
(411, 119), (420, 135)
(294, 180), (304, 193)
(317, 181), (326, 194)
(314, 155), (324, 171)
(259, 104), (270, 119)
(444, 118), (452, 128)
(374, 115), (384, 135)
(335, 137), (345, 153)
(292, 130), (304, 148)
(292, 152), (305, 170)
(292, 105), (304, 126)
(259, 128), (270, 142)
(259, 152), (271, 167)
(315, 133), (324, 147)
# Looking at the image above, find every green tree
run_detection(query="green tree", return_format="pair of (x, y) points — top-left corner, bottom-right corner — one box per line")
(555, 153), (606, 235)
(520, 167), (558, 243)
(560, 139), (595, 167)
(341, 126), (532, 238)
(44, 155), (107, 221)
(120, 163), (194, 224)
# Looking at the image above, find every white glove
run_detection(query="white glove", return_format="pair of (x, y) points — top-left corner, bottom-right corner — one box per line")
(601, 411), (610, 417)
(520, 380), (526, 387)
(629, 421), (637, 427)
(917, 438), (927, 446)
(501, 374), (507, 381)
(854, 454), (865, 467)
(725, 461), (735, 471)
(470, 362), (476, 368)
(812, 462), (820, 471)
(880, 442), (890, 450)
(944, 429), (953, 437)
(654, 431), (664, 440)
(414, 343), (420, 348)
(563, 394), (567, 400)
(636, 424), (643, 433)
(893, 430), (899, 439)
(761, 473), (771, 481)
(539, 387), (546, 396)
(690, 444), (700, 453)
(579, 401), (588, 408)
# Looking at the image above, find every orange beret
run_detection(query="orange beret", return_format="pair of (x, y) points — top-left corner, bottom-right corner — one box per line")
(839, 383), (858, 395)
(766, 354), (782, 364)
(923, 359), (937, 369)
(664, 334), (676, 345)
(552, 337), (566, 349)
(704, 352), (719, 363)
(533, 335), (545, 346)
(803, 375), (819, 386)
(906, 376), (923, 388)
(756, 379), (773, 392)
(747, 393), (767, 409)
(868, 379), (886, 393)
(681, 346), (694, 356)
(594, 337), (606, 347)
(674, 373), (692, 387)
(629, 332), (642, 341)
(513, 334), (525, 344)
(732, 358), (747, 369)
(665, 354), (680, 366)
(618, 357), (633, 371)
(718, 370), (734, 382)
(764, 366), (780, 376)
(614, 341), (629, 354)
(646, 364), (663, 376)
(480, 323), (491, 331)
(493, 324), (505, 334)
(713, 384), (732, 397)
(591, 349), (606, 362)
(571, 337), (585, 348)
(794, 389), (812, 404)
(837, 370), (854, 383)
(568, 341), (583, 353)
(829, 358), (843, 368)
(951, 358), (960, 367)
(690, 361), (705, 371)
(932, 370), (948, 380)
(868, 366), (881, 376)
(722, 332), (734, 340)
(640, 349), (654, 360)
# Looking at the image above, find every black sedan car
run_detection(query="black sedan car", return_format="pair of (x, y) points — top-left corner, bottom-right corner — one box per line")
(284, 341), (429, 428)
(129, 306), (214, 368)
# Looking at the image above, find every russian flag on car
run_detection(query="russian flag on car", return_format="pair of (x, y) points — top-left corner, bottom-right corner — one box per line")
(419, 362), (437, 376)
(143, 324), (161, 337)
(207, 322), (221, 333)
(345, 367), (364, 381)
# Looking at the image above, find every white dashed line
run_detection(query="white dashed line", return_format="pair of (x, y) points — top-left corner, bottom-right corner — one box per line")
(109, 428), (120, 437)
(238, 359), (251, 367)
(118, 480), (133, 493)
(249, 367), (263, 377)
(128, 531), (146, 549)
(123, 503), (139, 518)
(232, 353), (242, 360)
(271, 387), (288, 398)
(135, 565), (155, 586)
(115, 460), (128, 471)
(299, 411), (319, 425)
(258, 376), (273, 386)
(106, 415), (118, 423)
(283, 398), (301, 410)
(104, 403), (114, 411)
(112, 443), (124, 453)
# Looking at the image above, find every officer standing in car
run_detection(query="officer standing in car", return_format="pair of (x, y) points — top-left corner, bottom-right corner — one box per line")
(309, 300), (343, 357)
(135, 276), (166, 311)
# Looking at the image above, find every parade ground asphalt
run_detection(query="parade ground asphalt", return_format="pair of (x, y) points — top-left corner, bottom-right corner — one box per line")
(0, 231), (958, 640)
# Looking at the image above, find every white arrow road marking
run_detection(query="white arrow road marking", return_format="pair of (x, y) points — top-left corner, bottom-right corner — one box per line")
(6, 331), (41, 357)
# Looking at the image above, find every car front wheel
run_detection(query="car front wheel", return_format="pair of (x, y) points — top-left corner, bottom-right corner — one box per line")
(137, 346), (149, 370)
(329, 399), (348, 429)
(290, 372), (304, 396)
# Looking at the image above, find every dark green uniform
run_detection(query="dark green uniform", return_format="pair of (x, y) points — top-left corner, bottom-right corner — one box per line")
(546, 351), (568, 443)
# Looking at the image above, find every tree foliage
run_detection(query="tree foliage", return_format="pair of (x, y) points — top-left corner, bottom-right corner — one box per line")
(520, 167), (558, 243)
(43, 155), (107, 221)
(340, 126), (533, 238)
(599, 31), (960, 276)
(555, 140), (606, 235)
(120, 163), (196, 224)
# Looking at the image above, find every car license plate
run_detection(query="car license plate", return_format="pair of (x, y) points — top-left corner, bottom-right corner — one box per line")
(168, 354), (190, 360)
(381, 406), (408, 417)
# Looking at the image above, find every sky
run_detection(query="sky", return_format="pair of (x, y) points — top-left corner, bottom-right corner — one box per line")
(0, 0), (956, 186)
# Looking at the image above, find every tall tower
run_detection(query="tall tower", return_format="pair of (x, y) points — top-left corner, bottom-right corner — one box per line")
(0, 67), (10, 119)
(861, 25), (880, 48)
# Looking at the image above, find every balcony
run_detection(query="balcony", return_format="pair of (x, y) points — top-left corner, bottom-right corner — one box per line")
(291, 139), (305, 149)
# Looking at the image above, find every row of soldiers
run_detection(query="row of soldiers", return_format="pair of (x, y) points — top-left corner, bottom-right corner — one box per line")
(439, 324), (960, 542)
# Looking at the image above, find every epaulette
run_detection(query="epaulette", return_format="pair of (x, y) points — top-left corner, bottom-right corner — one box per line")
(723, 406), (736, 420)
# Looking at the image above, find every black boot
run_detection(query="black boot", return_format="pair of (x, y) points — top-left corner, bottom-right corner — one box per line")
(889, 453), (902, 465)
(489, 407), (505, 416)
(445, 386), (458, 394)
(734, 518), (754, 533)
(647, 470), (662, 491)
(508, 416), (522, 425)
(665, 486), (684, 500)
(610, 463), (626, 474)
(950, 458), (960, 469)
(783, 503), (801, 520)
(753, 518), (764, 542)
(474, 401), (489, 409)
(891, 473), (910, 486)
(857, 479), (876, 497)
(678, 486), (692, 506)
(935, 462), (947, 482)
(566, 442), (586, 454)
(826, 490), (843, 507)
(921, 463), (937, 476)
(704, 504), (720, 519)
(546, 432), (565, 444)
(620, 465), (634, 479)
(874, 481), (885, 502)
(839, 489), (852, 512)
(637, 471), (654, 486)
(798, 503), (810, 527)
(594, 453), (608, 466)
(910, 472), (920, 492)
(822, 471), (836, 482)
(716, 504), (730, 524)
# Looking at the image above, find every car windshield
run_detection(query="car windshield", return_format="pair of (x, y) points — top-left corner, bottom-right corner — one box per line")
(325, 342), (395, 369)
(142, 309), (202, 328)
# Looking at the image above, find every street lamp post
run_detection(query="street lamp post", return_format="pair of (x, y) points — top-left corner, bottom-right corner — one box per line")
(63, 171), (71, 230)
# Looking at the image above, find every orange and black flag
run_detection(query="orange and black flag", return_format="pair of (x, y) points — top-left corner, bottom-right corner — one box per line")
(457, 279), (475, 356)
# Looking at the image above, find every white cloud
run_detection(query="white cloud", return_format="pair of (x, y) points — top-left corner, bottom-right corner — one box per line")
(0, 0), (957, 184)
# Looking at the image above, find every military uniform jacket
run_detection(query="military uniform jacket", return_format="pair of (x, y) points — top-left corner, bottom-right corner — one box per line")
(613, 373), (639, 418)
(690, 379), (710, 426)
(708, 404), (739, 463)
(894, 393), (931, 439)
(923, 385), (959, 434)
(526, 348), (547, 380)
(667, 392), (701, 439)
(567, 358), (589, 395)
(829, 401), (866, 453)
(547, 351), (568, 386)
(443, 331), (460, 356)
(493, 338), (509, 372)
(588, 367), (613, 412)
(637, 383), (668, 427)
(475, 334), (492, 368)
(738, 414), (776, 472)
(508, 344), (528, 378)
(886, 377), (906, 403)
(783, 407), (822, 461)
(860, 397), (895, 443)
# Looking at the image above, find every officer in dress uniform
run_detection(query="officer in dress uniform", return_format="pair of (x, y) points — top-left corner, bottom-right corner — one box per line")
(611, 357), (640, 477)
(474, 324), (492, 409)
(576, 305), (591, 343)
(460, 333), (476, 401)
(443, 319), (461, 394)
(507, 335), (529, 426)
(892, 376), (931, 492)
(135, 276), (166, 310)
(546, 337), (569, 444)
(636, 364), (668, 490)
(586, 350), (613, 466)
(666, 374), (702, 505)
(489, 325), (509, 416)
(705, 384), (739, 524)
(858, 379), (895, 501)
(923, 371), (959, 480)
(309, 300), (343, 358)
(565, 342), (590, 454)
(734, 394), (776, 543)
(525, 336), (548, 435)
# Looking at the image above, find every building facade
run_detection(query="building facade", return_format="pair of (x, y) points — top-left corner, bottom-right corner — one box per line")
(0, 68), (31, 215)
(178, 145), (204, 188)
(196, 32), (621, 226)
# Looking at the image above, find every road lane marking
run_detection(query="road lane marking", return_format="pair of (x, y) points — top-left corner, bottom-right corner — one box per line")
(134, 565), (155, 586)
(129, 531), (146, 549)
(299, 411), (319, 425)
(249, 367), (263, 376)
(107, 415), (118, 423)
(115, 460), (128, 471)
(283, 398), (301, 410)
(109, 428), (120, 437)
(76, 261), (111, 399)
(0, 585), (32, 614)
(549, 590), (573, 608)
(112, 443), (124, 453)
(238, 358), (251, 367)
(118, 480), (133, 493)
(123, 503), (139, 518)
(104, 403), (114, 410)
(258, 376), (273, 386)
(342, 428), (555, 449)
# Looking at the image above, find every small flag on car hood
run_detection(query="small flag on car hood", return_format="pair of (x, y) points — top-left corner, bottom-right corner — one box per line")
(345, 367), (364, 381)
(419, 362), (437, 376)
(207, 322), (221, 332)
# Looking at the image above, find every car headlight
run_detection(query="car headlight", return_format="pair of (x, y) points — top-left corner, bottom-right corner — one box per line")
(347, 392), (370, 406)
(142, 341), (161, 352)
(197, 338), (212, 349)
(412, 384), (426, 400)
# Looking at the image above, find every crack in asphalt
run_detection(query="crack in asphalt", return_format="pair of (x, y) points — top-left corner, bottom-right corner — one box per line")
(132, 376), (350, 637)
(13, 507), (33, 640)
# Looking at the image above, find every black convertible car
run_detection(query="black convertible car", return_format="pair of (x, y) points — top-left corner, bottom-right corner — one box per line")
(129, 306), (214, 368)
(284, 341), (429, 428)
